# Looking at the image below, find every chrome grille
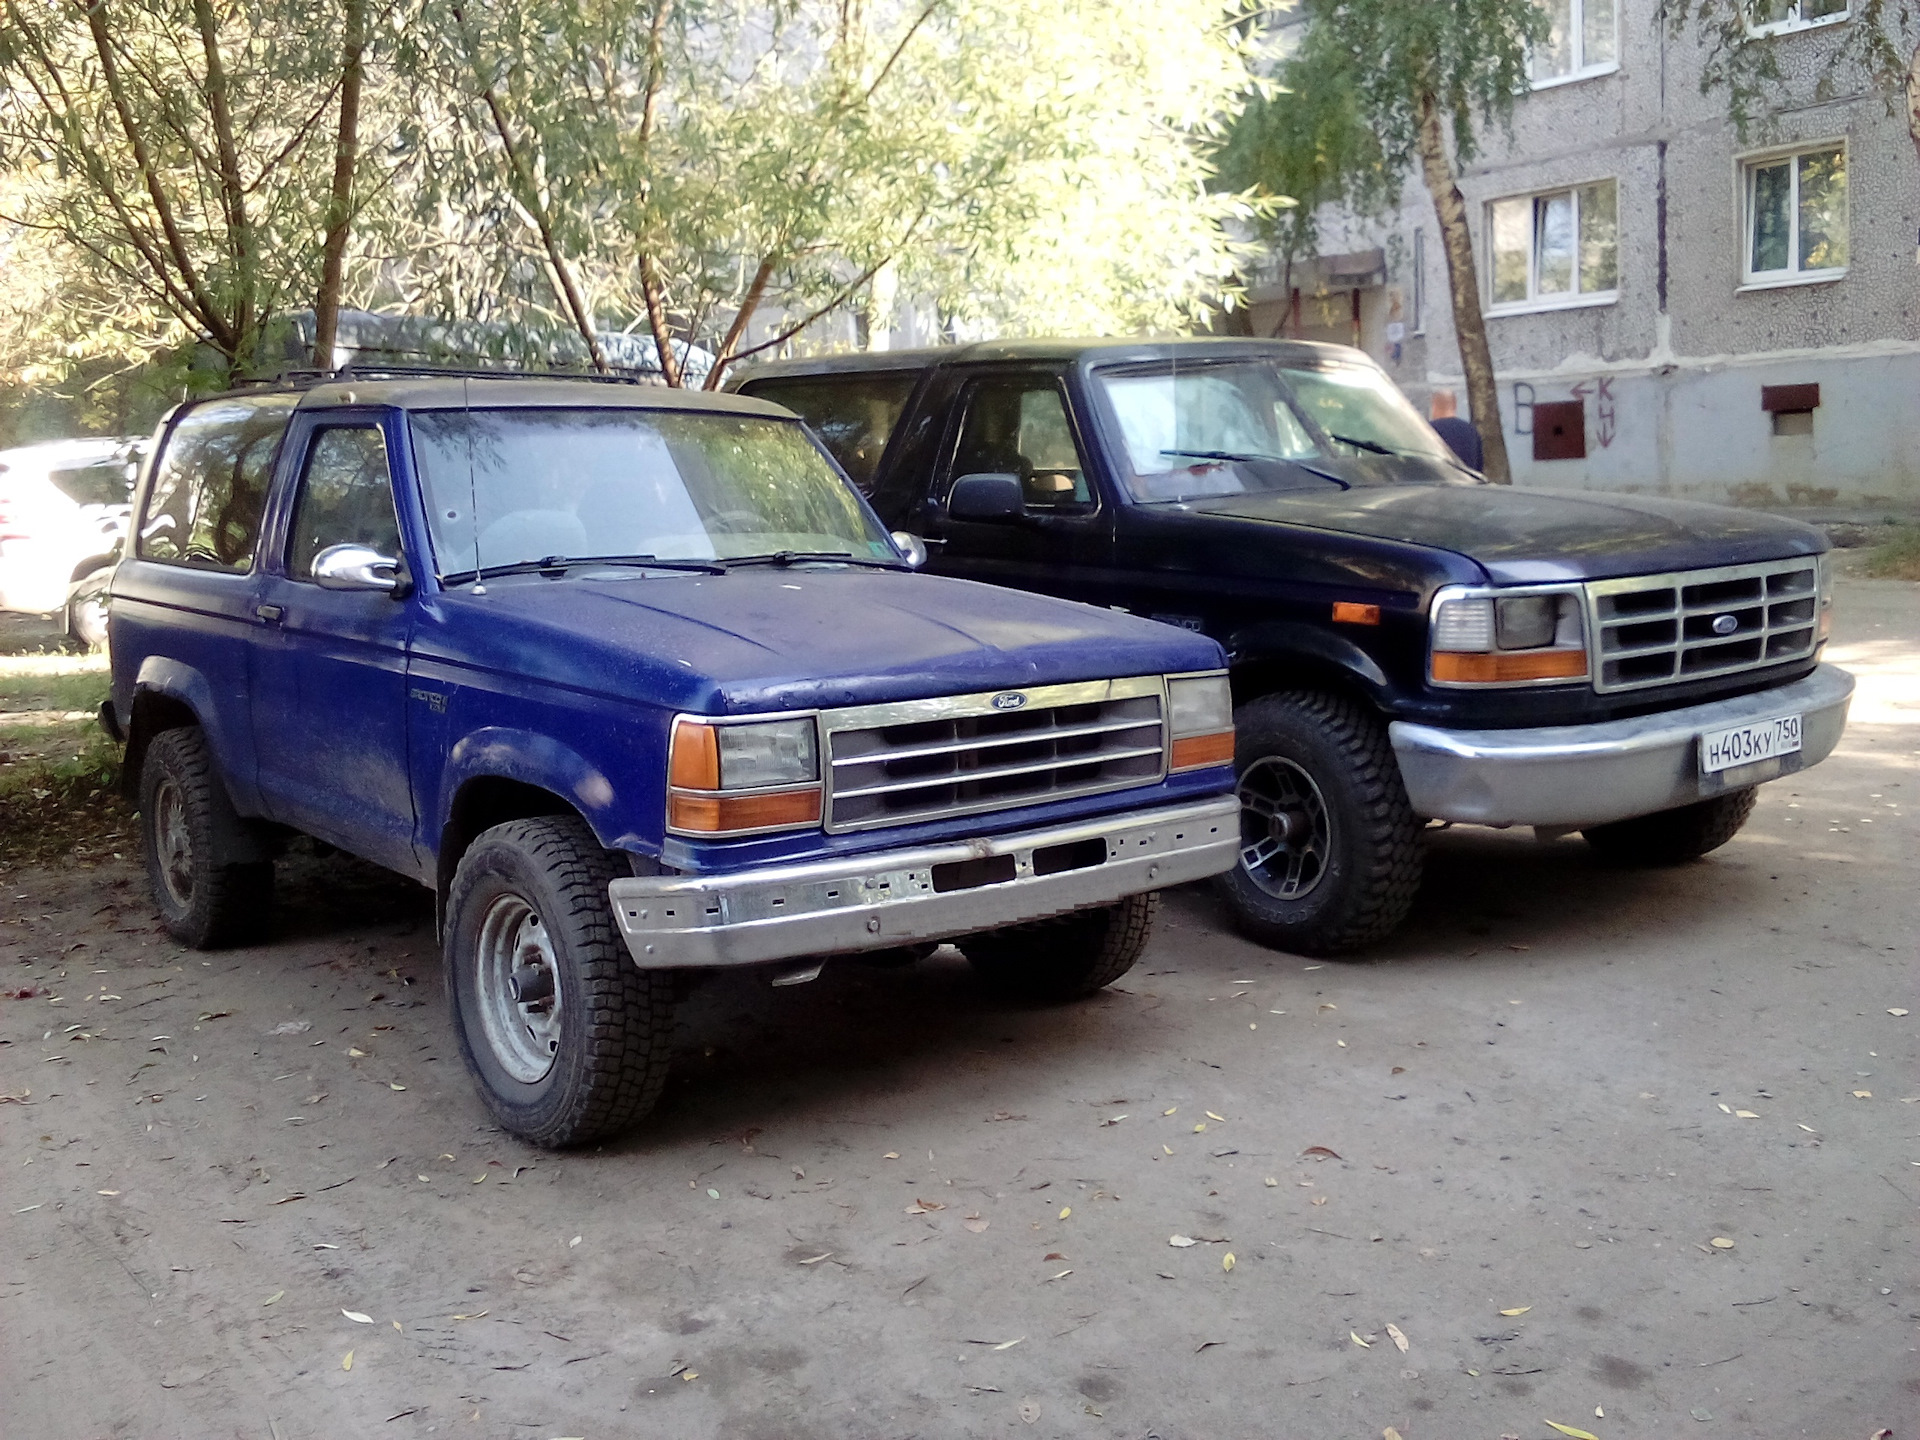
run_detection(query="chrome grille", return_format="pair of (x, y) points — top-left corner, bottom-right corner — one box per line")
(1587, 557), (1820, 693)
(821, 677), (1166, 833)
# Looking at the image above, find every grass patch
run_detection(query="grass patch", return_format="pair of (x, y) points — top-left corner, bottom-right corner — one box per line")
(1862, 526), (1920, 581)
(0, 646), (127, 869)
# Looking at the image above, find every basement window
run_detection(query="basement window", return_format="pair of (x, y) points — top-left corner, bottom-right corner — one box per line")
(1763, 383), (1819, 437)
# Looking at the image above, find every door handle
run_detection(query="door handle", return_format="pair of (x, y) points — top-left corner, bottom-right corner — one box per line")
(255, 603), (284, 624)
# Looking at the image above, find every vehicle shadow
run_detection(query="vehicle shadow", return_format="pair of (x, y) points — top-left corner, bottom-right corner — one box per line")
(252, 819), (1780, 1151)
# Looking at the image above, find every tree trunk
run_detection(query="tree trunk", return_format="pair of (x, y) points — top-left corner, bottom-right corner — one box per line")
(1414, 89), (1511, 483)
(312, 0), (367, 369)
(1906, 41), (1920, 167)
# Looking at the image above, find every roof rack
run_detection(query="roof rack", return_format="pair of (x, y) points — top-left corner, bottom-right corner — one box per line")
(265, 364), (660, 388)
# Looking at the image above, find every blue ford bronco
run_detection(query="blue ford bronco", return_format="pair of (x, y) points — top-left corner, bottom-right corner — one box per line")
(736, 338), (1855, 955)
(103, 373), (1239, 1145)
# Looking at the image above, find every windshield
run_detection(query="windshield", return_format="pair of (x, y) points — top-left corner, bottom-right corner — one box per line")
(1094, 357), (1457, 503)
(408, 408), (897, 576)
(1278, 361), (1456, 464)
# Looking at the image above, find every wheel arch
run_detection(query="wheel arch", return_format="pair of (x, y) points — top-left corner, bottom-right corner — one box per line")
(435, 775), (594, 933)
(1226, 623), (1391, 711)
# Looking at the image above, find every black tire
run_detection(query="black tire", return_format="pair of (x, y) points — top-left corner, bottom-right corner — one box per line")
(962, 892), (1158, 1001)
(445, 816), (673, 1147)
(138, 726), (273, 948)
(1581, 788), (1758, 866)
(1215, 690), (1422, 957)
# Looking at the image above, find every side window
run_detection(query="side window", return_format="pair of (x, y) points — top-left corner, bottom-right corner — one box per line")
(287, 427), (401, 580)
(950, 378), (1092, 512)
(137, 398), (295, 571)
(742, 374), (917, 492)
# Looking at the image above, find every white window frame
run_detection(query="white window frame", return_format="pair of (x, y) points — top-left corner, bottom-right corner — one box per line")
(1529, 0), (1621, 90)
(1737, 141), (1849, 291)
(1744, 0), (1849, 39)
(1484, 181), (1620, 317)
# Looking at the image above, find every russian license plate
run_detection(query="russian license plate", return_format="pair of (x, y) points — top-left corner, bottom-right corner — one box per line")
(1700, 714), (1803, 774)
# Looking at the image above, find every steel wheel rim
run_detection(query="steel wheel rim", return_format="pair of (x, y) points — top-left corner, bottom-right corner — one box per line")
(153, 777), (195, 908)
(1237, 755), (1332, 901)
(474, 894), (563, 1084)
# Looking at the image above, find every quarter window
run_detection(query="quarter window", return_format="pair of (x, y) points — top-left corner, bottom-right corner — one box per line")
(287, 427), (402, 579)
(1530, 0), (1617, 85)
(740, 374), (916, 493)
(137, 397), (296, 572)
(1743, 145), (1847, 283)
(1488, 181), (1618, 310)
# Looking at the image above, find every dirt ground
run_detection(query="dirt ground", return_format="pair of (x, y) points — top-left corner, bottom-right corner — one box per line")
(2, 579), (1915, 1440)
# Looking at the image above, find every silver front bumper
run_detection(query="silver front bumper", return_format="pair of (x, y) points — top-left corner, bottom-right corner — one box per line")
(608, 796), (1239, 969)
(1390, 663), (1854, 829)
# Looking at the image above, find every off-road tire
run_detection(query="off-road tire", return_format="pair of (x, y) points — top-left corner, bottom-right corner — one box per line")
(1216, 690), (1422, 957)
(138, 726), (273, 948)
(445, 816), (673, 1147)
(962, 892), (1158, 1001)
(1582, 788), (1758, 866)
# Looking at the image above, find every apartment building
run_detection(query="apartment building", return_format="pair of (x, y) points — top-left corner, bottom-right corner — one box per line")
(1242, 2), (1920, 513)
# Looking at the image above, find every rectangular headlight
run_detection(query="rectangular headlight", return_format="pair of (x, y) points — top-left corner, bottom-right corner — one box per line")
(668, 716), (822, 834)
(1167, 672), (1235, 770)
(1430, 587), (1589, 686)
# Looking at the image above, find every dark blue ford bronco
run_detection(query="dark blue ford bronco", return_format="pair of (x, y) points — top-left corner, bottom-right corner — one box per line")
(736, 339), (1855, 955)
(103, 374), (1239, 1145)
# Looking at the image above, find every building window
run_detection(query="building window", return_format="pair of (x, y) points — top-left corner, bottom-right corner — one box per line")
(1487, 180), (1618, 312)
(1742, 145), (1847, 285)
(1745, 0), (1848, 38)
(1531, 0), (1617, 86)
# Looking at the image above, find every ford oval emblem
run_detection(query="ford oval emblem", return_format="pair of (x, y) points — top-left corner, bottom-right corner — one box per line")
(1711, 613), (1740, 636)
(990, 691), (1028, 712)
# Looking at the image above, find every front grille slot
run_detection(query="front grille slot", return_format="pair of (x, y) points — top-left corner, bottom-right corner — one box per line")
(823, 681), (1166, 833)
(1588, 558), (1819, 693)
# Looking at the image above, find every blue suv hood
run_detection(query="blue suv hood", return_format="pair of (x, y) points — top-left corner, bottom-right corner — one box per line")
(1191, 484), (1827, 583)
(423, 568), (1222, 713)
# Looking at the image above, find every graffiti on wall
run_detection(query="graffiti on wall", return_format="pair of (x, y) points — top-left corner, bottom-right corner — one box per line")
(1510, 378), (1616, 451)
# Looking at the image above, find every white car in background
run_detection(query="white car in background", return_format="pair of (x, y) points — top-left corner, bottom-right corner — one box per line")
(0, 437), (144, 646)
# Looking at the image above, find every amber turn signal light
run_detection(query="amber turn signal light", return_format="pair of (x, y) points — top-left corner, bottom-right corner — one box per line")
(1331, 601), (1380, 625)
(1170, 730), (1236, 770)
(667, 786), (822, 834)
(668, 718), (720, 789)
(1431, 649), (1588, 684)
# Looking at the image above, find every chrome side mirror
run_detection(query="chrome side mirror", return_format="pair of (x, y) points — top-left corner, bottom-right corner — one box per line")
(890, 531), (928, 569)
(311, 543), (403, 593)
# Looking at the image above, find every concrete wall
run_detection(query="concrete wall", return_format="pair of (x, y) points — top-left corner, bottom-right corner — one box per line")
(1269, 3), (1920, 514)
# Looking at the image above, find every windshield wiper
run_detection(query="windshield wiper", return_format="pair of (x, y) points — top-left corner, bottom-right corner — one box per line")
(1158, 448), (1349, 493)
(1161, 448), (1294, 464)
(717, 551), (904, 570)
(1327, 433), (1398, 456)
(447, 554), (729, 583)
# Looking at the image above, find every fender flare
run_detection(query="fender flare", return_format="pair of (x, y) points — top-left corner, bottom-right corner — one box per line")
(1225, 620), (1392, 703)
(124, 657), (258, 810)
(433, 727), (630, 859)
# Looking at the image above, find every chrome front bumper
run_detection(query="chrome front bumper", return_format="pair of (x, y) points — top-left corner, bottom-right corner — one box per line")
(1390, 663), (1854, 829)
(608, 796), (1239, 969)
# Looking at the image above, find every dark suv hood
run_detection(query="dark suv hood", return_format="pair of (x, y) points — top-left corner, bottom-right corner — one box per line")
(423, 567), (1223, 713)
(1190, 484), (1827, 583)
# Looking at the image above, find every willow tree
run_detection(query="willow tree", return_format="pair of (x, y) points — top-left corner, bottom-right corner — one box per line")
(421, 0), (1255, 388)
(1285, 0), (1548, 483)
(0, 0), (391, 379)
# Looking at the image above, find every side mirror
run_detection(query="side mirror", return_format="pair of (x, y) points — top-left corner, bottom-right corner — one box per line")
(312, 543), (404, 594)
(890, 531), (928, 569)
(947, 472), (1024, 522)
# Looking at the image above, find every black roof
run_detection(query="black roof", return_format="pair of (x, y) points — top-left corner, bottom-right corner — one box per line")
(732, 336), (1365, 384)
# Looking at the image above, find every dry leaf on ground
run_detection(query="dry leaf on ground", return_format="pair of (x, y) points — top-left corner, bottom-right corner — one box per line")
(1385, 1322), (1408, 1353)
(1350, 1331), (1371, 1347)
(1222, 1253), (1235, 1272)
(1710, 1237), (1735, 1249)
(342, 1310), (373, 1323)
(1169, 1235), (1198, 1248)
(1543, 1423), (1598, 1440)
(1302, 1145), (1342, 1160)
(1499, 1306), (1531, 1316)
